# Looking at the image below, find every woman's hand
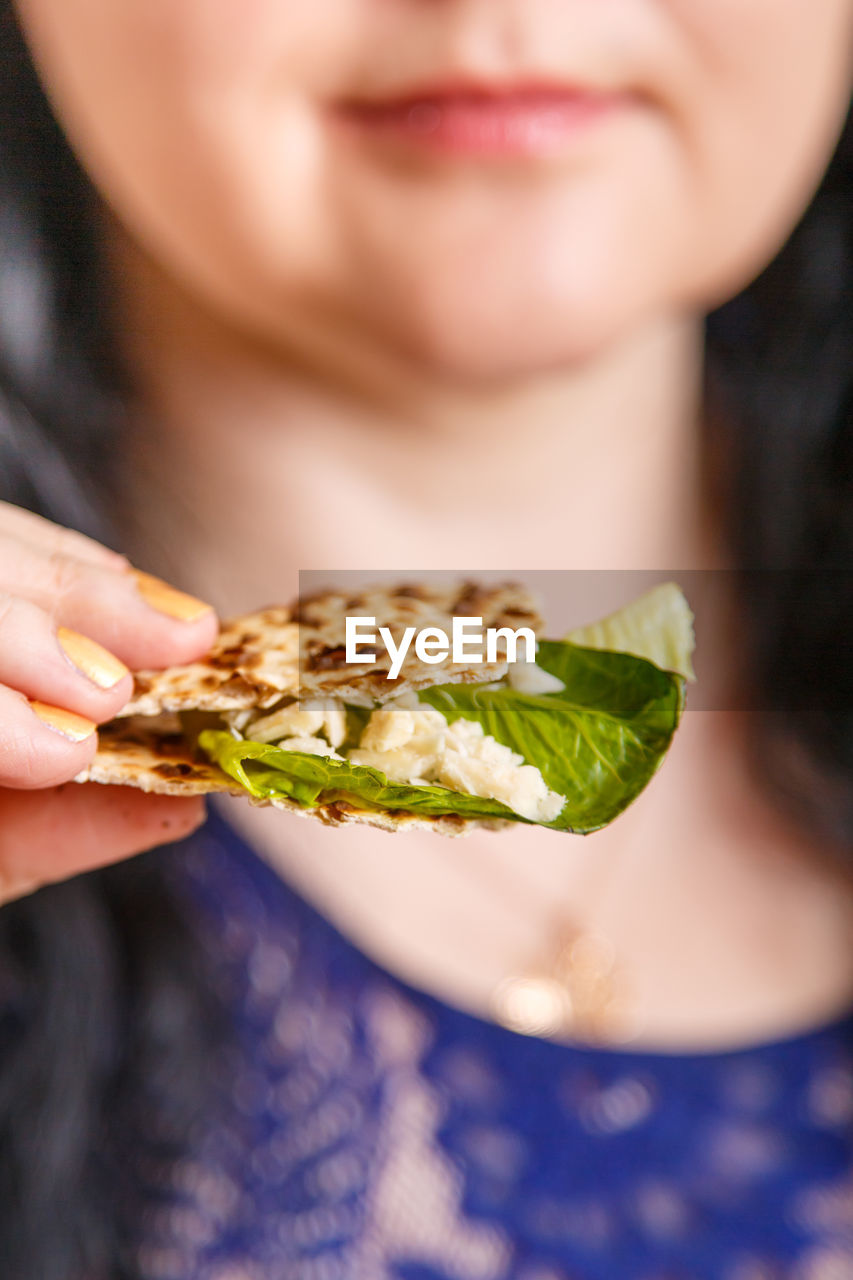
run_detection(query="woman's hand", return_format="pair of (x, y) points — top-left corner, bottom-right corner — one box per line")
(0, 502), (219, 906)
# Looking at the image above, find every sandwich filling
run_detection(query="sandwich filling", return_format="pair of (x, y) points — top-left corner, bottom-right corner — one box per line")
(223, 675), (567, 824)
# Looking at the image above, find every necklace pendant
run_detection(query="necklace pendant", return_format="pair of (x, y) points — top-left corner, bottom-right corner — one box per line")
(490, 974), (574, 1039)
(491, 928), (641, 1045)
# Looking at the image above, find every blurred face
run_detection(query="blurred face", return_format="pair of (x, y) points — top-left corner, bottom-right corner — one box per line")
(14, 0), (853, 379)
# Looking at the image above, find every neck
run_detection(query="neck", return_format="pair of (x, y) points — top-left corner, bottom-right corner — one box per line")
(110, 232), (713, 614)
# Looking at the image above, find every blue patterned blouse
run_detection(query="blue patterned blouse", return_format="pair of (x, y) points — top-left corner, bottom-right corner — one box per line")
(137, 807), (853, 1280)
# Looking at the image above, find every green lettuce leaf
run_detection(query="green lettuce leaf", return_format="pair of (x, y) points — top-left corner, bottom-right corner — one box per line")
(197, 640), (685, 834)
(197, 732), (517, 822)
(418, 641), (685, 831)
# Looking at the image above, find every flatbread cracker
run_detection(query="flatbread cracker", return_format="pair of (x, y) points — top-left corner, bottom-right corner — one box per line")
(81, 715), (239, 797)
(123, 581), (541, 716)
(81, 715), (510, 837)
(77, 581), (540, 836)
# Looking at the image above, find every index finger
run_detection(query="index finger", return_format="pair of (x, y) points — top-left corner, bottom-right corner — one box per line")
(1, 543), (218, 670)
(0, 503), (128, 570)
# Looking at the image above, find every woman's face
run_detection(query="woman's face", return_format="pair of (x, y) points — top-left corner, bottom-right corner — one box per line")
(15, 0), (853, 379)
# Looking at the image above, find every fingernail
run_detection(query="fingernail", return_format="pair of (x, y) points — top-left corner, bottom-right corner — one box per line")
(132, 571), (212, 623)
(30, 701), (97, 742)
(57, 627), (129, 690)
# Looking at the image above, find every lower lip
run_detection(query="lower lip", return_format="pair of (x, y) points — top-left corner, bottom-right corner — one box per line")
(332, 90), (628, 159)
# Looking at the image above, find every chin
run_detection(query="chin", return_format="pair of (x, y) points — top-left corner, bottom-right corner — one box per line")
(352, 226), (669, 383)
(377, 284), (650, 385)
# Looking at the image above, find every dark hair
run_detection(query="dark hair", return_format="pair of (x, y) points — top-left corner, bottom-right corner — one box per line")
(0, 11), (225, 1277)
(705, 124), (853, 847)
(0, 2), (851, 1275)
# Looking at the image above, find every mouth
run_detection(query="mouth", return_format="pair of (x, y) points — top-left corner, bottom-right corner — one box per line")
(330, 78), (636, 160)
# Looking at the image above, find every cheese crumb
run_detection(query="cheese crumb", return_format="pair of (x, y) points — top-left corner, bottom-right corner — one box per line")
(273, 735), (343, 760)
(350, 703), (564, 823)
(507, 660), (566, 695)
(243, 698), (347, 747)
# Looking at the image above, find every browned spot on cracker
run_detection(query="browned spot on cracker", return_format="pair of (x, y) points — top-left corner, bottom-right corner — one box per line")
(292, 599), (324, 626)
(308, 645), (350, 671)
(217, 674), (260, 697)
(451, 581), (484, 613)
(325, 801), (358, 819)
(207, 645), (248, 670)
(153, 762), (197, 779)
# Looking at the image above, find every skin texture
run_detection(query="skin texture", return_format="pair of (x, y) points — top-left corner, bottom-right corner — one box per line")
(0, 503), (217, 903)
(6, 0), (853, 1046)
(13, 0), (853, 380)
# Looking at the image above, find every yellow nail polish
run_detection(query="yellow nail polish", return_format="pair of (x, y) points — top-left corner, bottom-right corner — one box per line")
(57, 627), (129, 690)
(132, 571), (212, 623)
(30, 701), (96, 742)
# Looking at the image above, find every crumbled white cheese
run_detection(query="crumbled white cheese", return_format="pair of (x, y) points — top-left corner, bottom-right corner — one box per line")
(272, 735), (343, 760)
(226, 709), (255, 734)
(248, 704), (324, 743)
(359, 707), (417, 751)
(360, 705), (447, 752)
(320, 702), (348, 749)
(232, 685), (566, 823)
(507, 660), (566, 695)
(349, 703), (564, 823)
(244, 698), (347, 747)
(351, 703), (447, 782)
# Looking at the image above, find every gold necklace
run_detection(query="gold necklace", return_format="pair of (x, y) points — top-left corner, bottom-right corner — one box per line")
(432, 821), (647, 1046)
(490, 920), (642, 1044)
(439, 827), (646, 1046)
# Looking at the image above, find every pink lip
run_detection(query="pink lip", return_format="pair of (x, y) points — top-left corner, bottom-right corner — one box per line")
(332, 80), (630, 159)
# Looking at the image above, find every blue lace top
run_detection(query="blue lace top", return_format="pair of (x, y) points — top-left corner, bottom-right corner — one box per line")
(139, 807), (853, 1280)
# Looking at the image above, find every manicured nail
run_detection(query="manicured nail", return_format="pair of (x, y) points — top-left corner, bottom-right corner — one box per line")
(132, 571), (212, 623)
(57, 627), (129, 690)
(30, 701), (97, 742)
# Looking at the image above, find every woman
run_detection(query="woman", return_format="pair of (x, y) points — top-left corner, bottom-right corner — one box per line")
(0, 0), (852, 1276)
